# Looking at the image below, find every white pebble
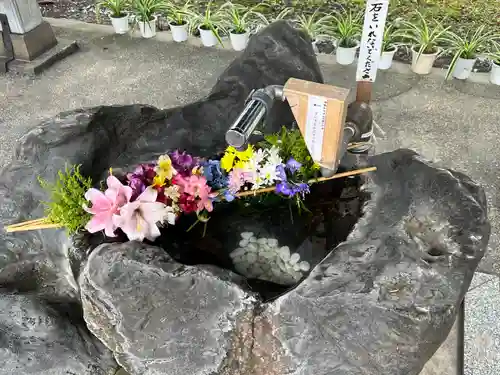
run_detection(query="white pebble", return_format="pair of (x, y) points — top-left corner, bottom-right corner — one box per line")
(249, 237), (258, 243)
(247, 243), (258, 251)
(278, 246), (290, 260)
(241, 232), (253, 240)
(298, 261), (310, 272)
(246, 252), (257, 263)
(267, 238), (279, 248)
(292, 263), (301, 272)
(230, 248), (246, 258)
(290, 253), (300, 265)
(257, 238), (268, 245)
(239, 240), (249, 247)
(260, 251), (273, 259)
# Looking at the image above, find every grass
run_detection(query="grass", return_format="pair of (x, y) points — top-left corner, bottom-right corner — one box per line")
(187, 0), (500, 33)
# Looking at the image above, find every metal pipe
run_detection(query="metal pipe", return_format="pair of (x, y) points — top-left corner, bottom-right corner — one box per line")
(225, 85), (285, 150)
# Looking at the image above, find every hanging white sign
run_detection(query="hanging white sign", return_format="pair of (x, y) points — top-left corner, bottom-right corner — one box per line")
(356, 0), (390, 83)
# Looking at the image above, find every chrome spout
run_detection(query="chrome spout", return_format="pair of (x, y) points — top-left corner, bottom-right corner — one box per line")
(225, 85), (285, 150)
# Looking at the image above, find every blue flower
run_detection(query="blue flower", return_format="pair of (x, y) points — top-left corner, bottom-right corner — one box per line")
(224, 190), (235, 202)
(202, 159), (228, 189)
(276, 164), (287, 181)
(276, 181), (310, 198)
(285, 158), (302, 174)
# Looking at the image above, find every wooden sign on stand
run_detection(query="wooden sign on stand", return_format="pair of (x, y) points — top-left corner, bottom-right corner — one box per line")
(355, 0), (390, 104)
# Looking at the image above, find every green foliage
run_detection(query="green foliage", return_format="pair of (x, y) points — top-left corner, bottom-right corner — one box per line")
(262, 126), (320, 180)
(294, 8), (333, 41)
(330, 10), (362, 48)
(219, 1), (269, 34)
(186, 0), (226, 45)
(95, 0), (130, 20)
(38, 165), (93, 235)
(442, 25), (500, 79)
(164, 0), (193, 25)
(131, 0), (168, 22)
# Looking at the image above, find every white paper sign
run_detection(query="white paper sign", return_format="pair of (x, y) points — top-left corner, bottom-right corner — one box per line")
(356, 0), (390, 82)
(305, 95), (327, 162)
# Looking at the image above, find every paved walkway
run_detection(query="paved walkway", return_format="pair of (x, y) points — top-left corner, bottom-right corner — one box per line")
(1, 19), (499, 375)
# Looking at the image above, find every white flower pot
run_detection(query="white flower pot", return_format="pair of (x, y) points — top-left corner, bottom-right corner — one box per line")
(229, 31), (249, 51)
(452, 57), (476, 80)
(378, 47), (397, 70)
(199, 26), (218, 47)
(110, 13), (129, 34)
(169, 22), (188, 42)
(491, 61), (500, 85)
(336, 41), (359, 66)
(411, 47), (439, 75)
(138, 16), (157, 39)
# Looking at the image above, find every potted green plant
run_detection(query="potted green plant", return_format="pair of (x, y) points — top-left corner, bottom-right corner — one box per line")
(294, 9), (334, 54)
(96, 0), (131, 34)
(187, 1), (226, 47)
(378, 22), (400, 70)
(165, 1), (192, 42)
(488, 46), (500, 86)
(330, 11), (362, 65)
(442, 26), (499, 80)
(131, 0), (168, 38)
(400, 11), (449, 75)
(219, 2), (269, 51)
(254, 7), (293, 33)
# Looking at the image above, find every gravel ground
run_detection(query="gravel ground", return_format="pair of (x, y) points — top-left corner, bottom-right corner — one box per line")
(40, 0), (99, 23)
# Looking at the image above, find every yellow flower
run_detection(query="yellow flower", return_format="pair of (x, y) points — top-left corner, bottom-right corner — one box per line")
(221, 152), (236, 172)
(155, 155), (177, 185)
(234, 160), (248, 170)
(192, 166), (204, 176)
(234, 145), (253, 161)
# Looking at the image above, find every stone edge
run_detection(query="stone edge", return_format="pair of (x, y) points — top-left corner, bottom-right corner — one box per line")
(45, 16), (496, 86)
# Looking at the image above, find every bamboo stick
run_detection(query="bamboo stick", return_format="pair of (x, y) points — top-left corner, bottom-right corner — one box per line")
(5, 222), (62, 233)
(6, 217), (48, 228)
(235, 166), (376, 198)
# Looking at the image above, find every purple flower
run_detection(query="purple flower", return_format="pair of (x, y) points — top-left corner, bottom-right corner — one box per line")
(127, 163), (156, 200)
(169, 150), (200, 176)
(224, 190), (235, 202)
(276, 181), (294, 196)
(276, 164), (287, 181)
(286, 158), (302, 174)
(276, 181), (310, 198)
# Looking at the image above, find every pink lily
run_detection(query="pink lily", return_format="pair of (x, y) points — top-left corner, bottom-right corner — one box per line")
(83, 175), (132, 237)
(113, 187), (173, 242)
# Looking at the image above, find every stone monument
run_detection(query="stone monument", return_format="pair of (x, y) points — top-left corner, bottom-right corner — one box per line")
(0, 0), (77, 74)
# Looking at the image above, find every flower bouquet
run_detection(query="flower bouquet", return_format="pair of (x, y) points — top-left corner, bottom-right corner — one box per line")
(5, 128), (375, 240)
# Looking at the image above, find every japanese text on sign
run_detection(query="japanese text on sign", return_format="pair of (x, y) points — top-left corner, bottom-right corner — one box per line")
(356, 0), (389, 83)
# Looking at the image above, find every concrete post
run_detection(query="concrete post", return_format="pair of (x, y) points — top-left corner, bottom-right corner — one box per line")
(0, 0), (57, 61)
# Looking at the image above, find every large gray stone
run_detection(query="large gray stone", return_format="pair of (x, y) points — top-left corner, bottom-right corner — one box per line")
(0, 293), (117, 375)
(79, 150), (489, 375)
(0, 20), (490, 375)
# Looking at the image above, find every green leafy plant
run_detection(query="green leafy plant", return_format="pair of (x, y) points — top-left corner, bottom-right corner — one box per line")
(442, 25), (500, 79)
(261, 126), (320, 180)
(131, 0), (168, 22)
(330, 10), (362, 48)
(488, 45), (500, 65)
(38, 165), (93, 235)
(96, 0), (130, 21)
(399, 10), (449, 58)
(381, 22), (401, 52)
(294, 8), (333, 41)
(254, 7), (293, 33)
(219, 1), (269, 34)
(186, 0), (226, 45)
(164, 0), (193, 26)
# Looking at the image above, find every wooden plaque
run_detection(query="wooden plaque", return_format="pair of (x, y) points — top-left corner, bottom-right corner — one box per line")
(283, 78), (350, 170)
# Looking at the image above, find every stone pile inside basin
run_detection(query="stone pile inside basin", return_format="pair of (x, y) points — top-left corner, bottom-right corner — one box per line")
(230, 231), (311, 285)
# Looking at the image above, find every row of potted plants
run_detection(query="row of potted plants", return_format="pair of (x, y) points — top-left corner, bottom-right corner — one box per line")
(96, 0), (500, 85)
